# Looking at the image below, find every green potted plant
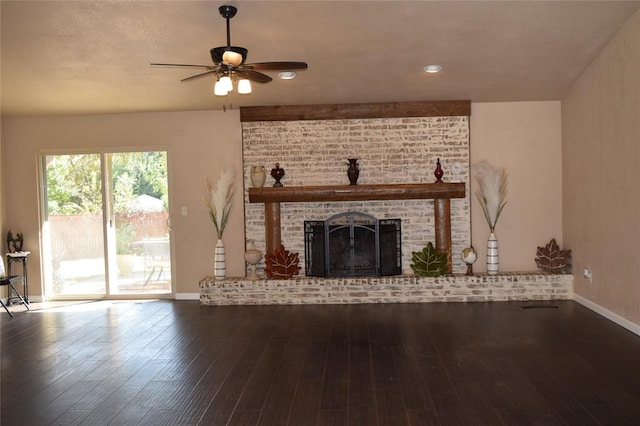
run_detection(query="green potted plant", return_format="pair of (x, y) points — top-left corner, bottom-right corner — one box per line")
(116, 222), (138, 275)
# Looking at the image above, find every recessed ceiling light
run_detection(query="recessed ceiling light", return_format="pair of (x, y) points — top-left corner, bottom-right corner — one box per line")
(423, 65), (442, 73)
(278, 72), (296, 80)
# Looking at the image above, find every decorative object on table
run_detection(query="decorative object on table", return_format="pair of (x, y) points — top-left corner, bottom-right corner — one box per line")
(250, 165), (267, 188)
(410, 242), (448, 277)
(205, 169), (235, 280)
(271, 163), (285, 187)
(461, 246), (478, 276)
(244, 239), (263, 280)
(264, 244), (301, 279)
(535, 238), (572, 274)
(473, 160), (508, 275)
(6, 230), (24, 253)
(434, 158), (444, 183)
(347, 158), (360, 185)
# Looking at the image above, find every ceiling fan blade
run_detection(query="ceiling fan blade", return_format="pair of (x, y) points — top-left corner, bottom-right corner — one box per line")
(151, 63), (216, 69)
(245, 62), (308, 71)
(235, 69), (273, 83)
(181, 70), (218, 82)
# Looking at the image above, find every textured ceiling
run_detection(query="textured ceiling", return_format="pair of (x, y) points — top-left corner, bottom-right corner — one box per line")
(1, 1), (638, 116)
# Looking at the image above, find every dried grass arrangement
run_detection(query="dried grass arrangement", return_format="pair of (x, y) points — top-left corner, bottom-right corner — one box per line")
(205, 169), (235, 239)
(473, 160), (508, 232)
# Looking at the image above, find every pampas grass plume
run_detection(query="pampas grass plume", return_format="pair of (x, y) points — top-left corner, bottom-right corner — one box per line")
(473, 160), (508, 232)
(205, 169), (235, 239)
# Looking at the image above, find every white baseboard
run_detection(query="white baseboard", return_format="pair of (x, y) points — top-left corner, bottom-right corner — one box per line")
(175, 293), (199, 300)
(573, 293), (640, 337)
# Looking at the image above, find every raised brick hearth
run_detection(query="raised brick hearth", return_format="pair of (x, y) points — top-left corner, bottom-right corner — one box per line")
(200, 273), (573, 305)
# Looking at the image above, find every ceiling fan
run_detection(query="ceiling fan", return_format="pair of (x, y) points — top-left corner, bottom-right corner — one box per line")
(151, 5), (307, 95)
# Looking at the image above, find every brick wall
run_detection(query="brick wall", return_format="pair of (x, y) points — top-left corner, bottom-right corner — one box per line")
(242, 116), (470, 274)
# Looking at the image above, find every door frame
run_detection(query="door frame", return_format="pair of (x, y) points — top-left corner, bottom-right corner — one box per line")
(37, 147), (174, 301)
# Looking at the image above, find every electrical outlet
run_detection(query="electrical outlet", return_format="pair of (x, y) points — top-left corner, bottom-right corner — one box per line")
(583, 269), (592, 283)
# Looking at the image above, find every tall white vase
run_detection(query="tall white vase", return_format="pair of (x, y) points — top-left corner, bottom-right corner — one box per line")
(214, 239), (226, 280)
(486, 232), (499, 275)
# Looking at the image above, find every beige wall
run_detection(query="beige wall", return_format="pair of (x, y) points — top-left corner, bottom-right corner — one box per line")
(562, 10), (640, 324)
(1, 121), (4, 246)
(1, 101), (564, 298)
(1, 111), (245, 298)
(1, 121), (6, 296)
(471, 101), (563, 272)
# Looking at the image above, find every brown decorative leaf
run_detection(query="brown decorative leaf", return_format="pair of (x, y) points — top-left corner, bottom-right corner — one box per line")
(535, 238), (572, 274)
(265, 244), (301, 279)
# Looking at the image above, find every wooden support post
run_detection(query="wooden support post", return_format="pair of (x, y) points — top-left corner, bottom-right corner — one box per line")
(264, 202), (281, 255)
(434, 199), (452, 273)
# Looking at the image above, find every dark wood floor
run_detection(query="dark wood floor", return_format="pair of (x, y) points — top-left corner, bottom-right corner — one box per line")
(2, 299), (640, 425)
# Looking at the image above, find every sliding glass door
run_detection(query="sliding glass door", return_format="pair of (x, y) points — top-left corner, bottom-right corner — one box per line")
(41, 151), (171, 299)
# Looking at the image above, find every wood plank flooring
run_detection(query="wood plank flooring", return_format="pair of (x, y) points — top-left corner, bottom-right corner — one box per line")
(2, 300), (640, 425)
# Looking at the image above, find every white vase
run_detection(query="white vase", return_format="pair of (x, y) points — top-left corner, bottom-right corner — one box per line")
(214, 239), (226, 280)
(250, 165), (266, 188)
(487, 232), (499, 275)
(244, 240), (262, 281)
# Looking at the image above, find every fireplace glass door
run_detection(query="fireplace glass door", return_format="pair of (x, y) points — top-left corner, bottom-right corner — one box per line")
(327, 212), (378, 277)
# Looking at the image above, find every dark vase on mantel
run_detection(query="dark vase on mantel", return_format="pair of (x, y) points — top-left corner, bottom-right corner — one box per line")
(434, 158), (444, 183)
(347, 159), (360, 185)
(271, 163), (285, 187)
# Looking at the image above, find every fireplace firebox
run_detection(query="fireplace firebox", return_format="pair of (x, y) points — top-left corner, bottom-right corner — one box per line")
(304, 212), (401, 277)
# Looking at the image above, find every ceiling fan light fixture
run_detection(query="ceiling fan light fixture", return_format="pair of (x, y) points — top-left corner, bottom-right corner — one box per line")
(219, 75), (233, 92)
(214, 80), (229, 96)
(238, 79), (252, 94)
(222, 50), (243, 66)
(278, 71), (296, 80)
(211, 46), (248, 66)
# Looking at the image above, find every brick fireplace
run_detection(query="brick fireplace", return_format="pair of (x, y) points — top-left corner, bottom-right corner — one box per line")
(241, 101), (471, 275)
(199, 101), (574, 306)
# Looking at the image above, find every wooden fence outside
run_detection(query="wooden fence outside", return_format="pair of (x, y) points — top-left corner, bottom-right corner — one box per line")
(49, 212), (169, 260)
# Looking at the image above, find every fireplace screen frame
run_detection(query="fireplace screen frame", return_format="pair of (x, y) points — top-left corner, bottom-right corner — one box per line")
(304, 211), (402, 277)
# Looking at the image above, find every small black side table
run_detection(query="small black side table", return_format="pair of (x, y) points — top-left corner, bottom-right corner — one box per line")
(6, 251), (30, 304)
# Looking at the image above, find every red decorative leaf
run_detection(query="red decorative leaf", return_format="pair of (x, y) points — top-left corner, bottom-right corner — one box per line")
(265, 244), (301, 279)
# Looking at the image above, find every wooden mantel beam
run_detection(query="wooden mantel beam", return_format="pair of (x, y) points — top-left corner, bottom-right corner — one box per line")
(240, 100), (471, 122)
(249, 183), (465, 204)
